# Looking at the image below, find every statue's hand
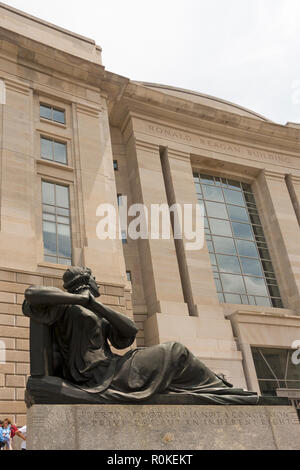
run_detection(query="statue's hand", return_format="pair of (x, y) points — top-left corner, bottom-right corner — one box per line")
(79, 290), (91, 307)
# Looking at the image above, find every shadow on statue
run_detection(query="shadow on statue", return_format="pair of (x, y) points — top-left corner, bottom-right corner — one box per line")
(23, 267), (288, 407)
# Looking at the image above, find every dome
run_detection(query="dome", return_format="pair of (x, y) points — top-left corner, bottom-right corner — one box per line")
(134, 82), (270, 122)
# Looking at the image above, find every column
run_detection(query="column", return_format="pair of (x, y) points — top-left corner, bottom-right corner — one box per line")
(75, 101), (127, 285)
(156, 147), (246, 388)
(126, 138), (189, 319)
(254, 170), (300, 313)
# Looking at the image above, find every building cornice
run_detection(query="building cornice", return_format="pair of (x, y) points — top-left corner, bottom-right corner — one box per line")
(109, 82), (300, 156)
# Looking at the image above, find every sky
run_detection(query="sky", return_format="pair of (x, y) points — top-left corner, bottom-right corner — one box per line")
(2, 0), (300, 124)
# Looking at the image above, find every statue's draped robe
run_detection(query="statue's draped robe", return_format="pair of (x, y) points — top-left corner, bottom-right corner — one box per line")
(23, 295), (258, 405)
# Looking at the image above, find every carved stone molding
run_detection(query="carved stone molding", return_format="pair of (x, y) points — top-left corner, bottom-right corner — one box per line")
(76, 103), (102, 118)
(4, 78), (31, 95)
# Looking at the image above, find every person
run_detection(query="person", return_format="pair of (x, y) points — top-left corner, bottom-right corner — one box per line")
(3, 419), (26, 450)
(22, 267), (258, 405)
(0, 420), (11, 450)
(18, 426), (26, 450)
(0, 421), (5, 450)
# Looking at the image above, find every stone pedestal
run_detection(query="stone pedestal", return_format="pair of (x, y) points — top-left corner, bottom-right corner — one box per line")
(27, 404), (300, 450)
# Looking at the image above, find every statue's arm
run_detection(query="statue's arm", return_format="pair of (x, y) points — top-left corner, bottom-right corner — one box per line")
(25, 286), (89, 307)
(87, 296), (138, 339)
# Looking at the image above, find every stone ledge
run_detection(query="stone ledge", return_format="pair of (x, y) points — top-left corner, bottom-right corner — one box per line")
(27, 404), (300, 450)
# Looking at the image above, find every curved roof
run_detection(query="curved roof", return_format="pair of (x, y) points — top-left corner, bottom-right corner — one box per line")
(135, 82), (271, 122)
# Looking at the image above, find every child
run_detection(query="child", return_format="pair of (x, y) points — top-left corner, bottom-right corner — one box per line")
(4, 419), (26, 450)
(0, 420), (11, 450)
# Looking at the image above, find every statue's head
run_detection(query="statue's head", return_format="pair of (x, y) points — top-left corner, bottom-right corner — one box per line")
(63, 266), (100, 298)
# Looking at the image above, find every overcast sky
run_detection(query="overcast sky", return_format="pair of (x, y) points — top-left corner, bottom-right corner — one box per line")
(2, 0), (300, 124)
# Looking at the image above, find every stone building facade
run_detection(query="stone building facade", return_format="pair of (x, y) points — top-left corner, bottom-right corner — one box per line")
(0, 3), (299, 426)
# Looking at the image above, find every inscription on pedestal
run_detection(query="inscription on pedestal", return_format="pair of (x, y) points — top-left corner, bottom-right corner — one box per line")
(27, 405), (300, 450)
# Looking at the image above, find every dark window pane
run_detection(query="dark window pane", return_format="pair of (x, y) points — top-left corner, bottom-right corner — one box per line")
(56, 185), (69, 208)
(42, 182), (55, 205)
(260, 349), (288, 379)
(271, 298), (283, 308)
(224, 189), (245, 206)
(252, 225), (265, 238)
(249, 213), (261, 225)
(40, 104), (52, 120)
(220, 273), (245, 294)
(41, 138), (53, 160)
(54, 141), (67, 164)
(244, 276), (268, 296)
(232, 222), (254, 240)
(267, 284), (281, 298)
(43, 221), (57, 256)
(216, 255), (241, 274)
(287, 352), (300, 381)
(213, 236), (237, 255)
(202, 185), (224, 203)
(200, 174), (214, 185)
(258, 381), (278, 396)
(240, 258), (263, 276)
(228, 205), (249, 223)
(53, 108), (65, 124)
(252, 348), (275, 379)
(227, 180), (242, 191)
(210, 218), (232, 237)
(236, 239), (258, 258)
(258, 247), (271, 260)
(261, 260), (274, 273)
(206, 201), (228, 219)
(241, 183), (252, 192)
(244, 192), (255, 204)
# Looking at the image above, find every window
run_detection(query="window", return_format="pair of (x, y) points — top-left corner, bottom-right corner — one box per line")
(194, 173), (283, 308)
(40, 104), (65, 124)
(113, 161), (118, 171)
(121, 230), (127, 244)
(117, 194), (124, 206)
(41, 136), (67, 165)
(42, 181), (72, 265)
(126, 271), (132, 282)
(252, 347), (300, 396)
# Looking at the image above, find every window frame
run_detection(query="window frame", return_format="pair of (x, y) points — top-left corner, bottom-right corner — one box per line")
(194, 172), (283, 308)
(40, 103), (66, 125)
(41, 180), (73, 266)
(40, 135), (68, 165)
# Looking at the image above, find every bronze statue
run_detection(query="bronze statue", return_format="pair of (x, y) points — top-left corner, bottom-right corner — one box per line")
(23, 267), (259, 405)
